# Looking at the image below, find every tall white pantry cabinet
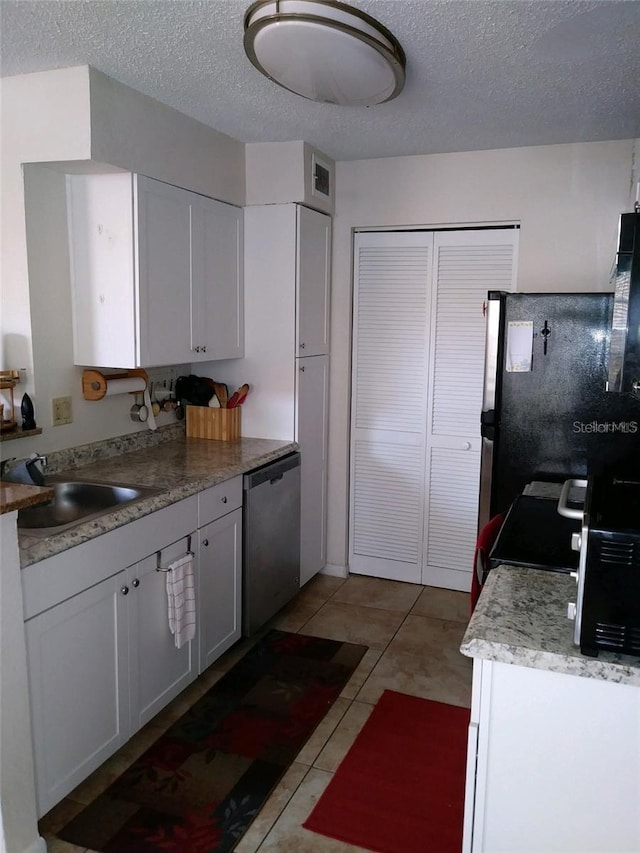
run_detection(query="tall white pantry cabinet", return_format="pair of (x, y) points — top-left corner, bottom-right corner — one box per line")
(225, 203), (331, 586)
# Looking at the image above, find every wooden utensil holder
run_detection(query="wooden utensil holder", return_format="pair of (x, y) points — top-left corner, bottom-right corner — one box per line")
(185, 405), (241, 441)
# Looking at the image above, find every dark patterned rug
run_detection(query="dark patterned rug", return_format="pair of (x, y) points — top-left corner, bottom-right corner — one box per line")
(58, 629), (367, 852)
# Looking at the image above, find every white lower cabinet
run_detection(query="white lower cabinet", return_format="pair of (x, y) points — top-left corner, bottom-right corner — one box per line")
(128, 533), (198, 732)
(24, 479), (243, 818)
(198, 508), (242, 671)
(25, 570), (130, 816)
(464, 658), (640, 853)
(296, 354), (329, 585)
(26, 543), (198, 817)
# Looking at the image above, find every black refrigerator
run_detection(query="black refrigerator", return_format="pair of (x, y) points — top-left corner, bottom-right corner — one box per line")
(479, 290), (640, 529)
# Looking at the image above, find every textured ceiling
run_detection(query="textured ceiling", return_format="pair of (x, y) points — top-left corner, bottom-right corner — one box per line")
(1, 0), (639, 162)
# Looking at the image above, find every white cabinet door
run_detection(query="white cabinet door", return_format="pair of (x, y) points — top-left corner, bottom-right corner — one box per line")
(349, 232), (431, 585)
(195, 196), (244, 360)
(296, 205), (331, 356)
(423, 230), (518, 590)
(296, 355), (329, 585)
(198, 508), (242, 672)
(26, 571), (129, 818)
(67, 171), (138, 367)
(127, 534), (198, 732)
(136, 176), (194, 366)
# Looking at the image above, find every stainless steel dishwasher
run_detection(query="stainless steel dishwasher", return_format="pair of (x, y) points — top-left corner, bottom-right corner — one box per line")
(242, 452), (301, 636)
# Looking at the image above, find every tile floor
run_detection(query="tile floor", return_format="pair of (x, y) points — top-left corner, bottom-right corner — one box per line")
(39, 573), (472, 852)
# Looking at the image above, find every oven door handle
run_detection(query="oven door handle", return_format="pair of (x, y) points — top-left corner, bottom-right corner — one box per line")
(557, 478), (588, 519)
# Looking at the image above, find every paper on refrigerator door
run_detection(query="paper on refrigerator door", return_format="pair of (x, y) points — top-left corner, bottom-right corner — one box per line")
(506, 321), (534, 372)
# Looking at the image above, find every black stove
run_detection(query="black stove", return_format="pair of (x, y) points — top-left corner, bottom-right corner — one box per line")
(489, 494), (580, 574)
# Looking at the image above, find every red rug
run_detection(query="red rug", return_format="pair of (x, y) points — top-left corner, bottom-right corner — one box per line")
(303, 689), (470, 853)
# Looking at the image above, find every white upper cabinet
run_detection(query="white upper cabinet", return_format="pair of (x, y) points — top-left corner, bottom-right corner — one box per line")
(296, 204), (331, 356)
(136, 176), (193, 366)
(197, 194), (244, 360)
(67, 172), (243, 368)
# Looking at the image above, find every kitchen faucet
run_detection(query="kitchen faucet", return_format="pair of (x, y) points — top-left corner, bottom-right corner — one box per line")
(1, 453), (47, 485)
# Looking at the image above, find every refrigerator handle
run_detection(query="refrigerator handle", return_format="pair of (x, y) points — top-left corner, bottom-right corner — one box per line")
(482, 297), (502, 412)
(478, 294), (504, 531)
(478, 435), (494, 532)
(480, 409), (495, 440)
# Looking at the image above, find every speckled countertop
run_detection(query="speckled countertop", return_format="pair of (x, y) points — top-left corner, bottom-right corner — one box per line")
(461, 564), (640, 687)
(0, 482), (54, 514)
(17, 436), (297, 568)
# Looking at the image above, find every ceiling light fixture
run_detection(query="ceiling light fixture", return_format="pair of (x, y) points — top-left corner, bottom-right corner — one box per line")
(243, 0), (406, 106)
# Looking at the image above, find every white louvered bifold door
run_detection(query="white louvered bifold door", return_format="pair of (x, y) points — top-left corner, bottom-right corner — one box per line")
(423, 230), (518, 589)
(349, 232), (432, 583)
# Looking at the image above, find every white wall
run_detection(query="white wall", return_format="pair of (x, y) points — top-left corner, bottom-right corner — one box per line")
(245, 140), (335, 214)
(326, 139), (637, 571)
(0, 67), (92, 385)
(89, 68), (245, 206)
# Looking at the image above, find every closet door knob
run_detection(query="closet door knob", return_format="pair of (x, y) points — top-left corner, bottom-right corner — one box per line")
(131, 578), (140, 588)
(202, 538), (209, 547)
(121, 585), (129, 595)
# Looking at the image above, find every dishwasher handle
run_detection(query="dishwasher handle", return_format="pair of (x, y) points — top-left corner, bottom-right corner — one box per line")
(244, 452), (300, 490)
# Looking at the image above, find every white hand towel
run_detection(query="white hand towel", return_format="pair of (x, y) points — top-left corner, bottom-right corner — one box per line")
(165, 552), (196, 649)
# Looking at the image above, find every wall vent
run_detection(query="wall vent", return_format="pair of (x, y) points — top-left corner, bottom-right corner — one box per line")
(312, 153), (331, 200)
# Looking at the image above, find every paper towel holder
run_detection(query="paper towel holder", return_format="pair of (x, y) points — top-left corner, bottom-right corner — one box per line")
(82, 368), (149, 401)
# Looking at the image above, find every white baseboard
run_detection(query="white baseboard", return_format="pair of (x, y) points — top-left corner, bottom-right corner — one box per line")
(320, 563), (348, 579)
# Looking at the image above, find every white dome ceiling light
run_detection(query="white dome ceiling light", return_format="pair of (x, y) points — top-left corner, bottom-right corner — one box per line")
(243, 0), (406, 106)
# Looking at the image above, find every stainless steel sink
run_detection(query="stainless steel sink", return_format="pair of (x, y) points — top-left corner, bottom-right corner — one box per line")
(17, 479), (160, 535)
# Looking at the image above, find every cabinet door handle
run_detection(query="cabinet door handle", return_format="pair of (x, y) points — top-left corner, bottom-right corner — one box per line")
(299, 342), (306, 349)
(221, 495), (227, 503)
(121, 585), (129, 595)
(194, 346), (201, 353)
(300, 365), (305, 372)
(202, 538), (209, 547)
(131, 578), (140, 588)
(201, 346), (207, 353)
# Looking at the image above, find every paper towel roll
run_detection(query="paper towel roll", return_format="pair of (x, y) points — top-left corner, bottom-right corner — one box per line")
(104, 377), (147, 396)
(144, 387), (157, 430)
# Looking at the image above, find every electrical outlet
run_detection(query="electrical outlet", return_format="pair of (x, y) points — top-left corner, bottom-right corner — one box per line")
(52, 396), (73, 426)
